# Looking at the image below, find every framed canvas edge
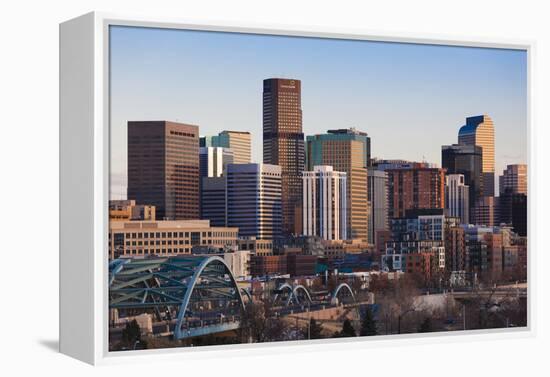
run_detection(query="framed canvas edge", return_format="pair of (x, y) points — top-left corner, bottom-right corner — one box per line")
(59, 11), (536, 365)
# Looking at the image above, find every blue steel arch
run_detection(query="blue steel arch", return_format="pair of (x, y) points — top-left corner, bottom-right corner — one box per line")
(109, 256), (244, 339)
(273, 283), (313, 306)
(173, 256), (245, 338)
(273, 283), (293, 304)
(331, 283), (356, 305)
(240, 288), (252, 303)
(289, 285), (313, 306)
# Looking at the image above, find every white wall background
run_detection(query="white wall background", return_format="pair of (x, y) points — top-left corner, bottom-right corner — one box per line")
(1, 0), (548, 375)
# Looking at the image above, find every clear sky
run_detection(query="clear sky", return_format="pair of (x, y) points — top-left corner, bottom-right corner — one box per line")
(109, 25), (527, 199)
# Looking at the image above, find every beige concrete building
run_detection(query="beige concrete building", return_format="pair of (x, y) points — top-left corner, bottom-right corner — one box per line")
(224, 250), (251, 279)
(219, 131), (251, 164)
(201, 131), (252, 164)
(321, 239), (371, 260)
(237, 238), (274, 256)
(109, 200), (156, 222)
(109, 219), (238, 259)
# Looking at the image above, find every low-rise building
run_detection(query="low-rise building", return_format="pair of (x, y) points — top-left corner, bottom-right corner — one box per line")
(109, 199), (156, 221)
(237, 238), (274, 256)
(109, 219), (238, 259)
(224, 250), (251, 280)
(249, 255), (287, 277)
(461, 225), (505, 281)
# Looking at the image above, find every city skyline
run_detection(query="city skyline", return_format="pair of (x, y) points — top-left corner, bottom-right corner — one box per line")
(107, 26), (528, 350)
(109, 25), (527, 199)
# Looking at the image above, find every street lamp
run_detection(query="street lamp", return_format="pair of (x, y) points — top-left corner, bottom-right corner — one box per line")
(398, 308), (416, 334)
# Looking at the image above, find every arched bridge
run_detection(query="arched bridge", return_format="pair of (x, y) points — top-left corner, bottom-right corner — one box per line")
(273, 283), (314, 306)
(109, 256), (244, 339)
(330, 283), (356, 305)
(272, 282), (356, 307)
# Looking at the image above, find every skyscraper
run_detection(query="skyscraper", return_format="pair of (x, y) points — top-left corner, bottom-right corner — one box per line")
(386, 163), (445, 219)
(499, 192), (527, 236)
(263, 78), (304, 236)
(226, 163), (282, 240)
(127, 121), (199, 220)
(368, 169), (389, 245)
(442, 143), (483, 214)
(445, 174), (469, 225)
(499, 164), (527, 195)
(200, 176), (227, 227)
(472, 196), (499, 227)
(458, 115), (495, 197)
(306, 128), (370, 240)
(199, 147), (234, 178)
(201, 131), (252, 164)
(302, 165), (348, 241)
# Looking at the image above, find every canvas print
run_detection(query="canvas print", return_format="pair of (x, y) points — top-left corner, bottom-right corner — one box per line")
(108, 26), (528, 351)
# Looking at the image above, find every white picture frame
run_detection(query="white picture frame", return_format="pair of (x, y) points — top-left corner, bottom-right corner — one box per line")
(60, 11), (535, 365)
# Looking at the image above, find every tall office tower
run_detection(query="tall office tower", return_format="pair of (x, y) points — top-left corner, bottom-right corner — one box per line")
(442, 144), (483, 215)
(458, 115), (495, 197)
(199, 147), (234, 178)
(386, 163), (445, 219)
(445, 174), (469, 225)
(306, 128), (370, 241)
(201, 131), (252, 164)
(226, 163), (282, 240)
(263, 78), (304, 236)
(200, 177), (227, 227)
(499, 164), (527, 195)
(499, 192), (527, 236)
(472, 196), (499, 227)
(302, 165), (348, 241)
(368, 169), (389, 245)
(127, 121), (199, 220)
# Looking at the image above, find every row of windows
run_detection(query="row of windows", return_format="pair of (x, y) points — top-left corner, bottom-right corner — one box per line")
(114, 231), (236, 239)
(125, 238), (233, 246)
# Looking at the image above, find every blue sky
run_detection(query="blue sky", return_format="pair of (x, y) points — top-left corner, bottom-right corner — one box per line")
(109, 25), (527, 199)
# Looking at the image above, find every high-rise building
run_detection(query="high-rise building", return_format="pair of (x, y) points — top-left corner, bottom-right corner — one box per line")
(226, 163), (282, 240)
(200, 176), (226, 227)
(201, 131), (252, 164)
(472, 196), (499, 227)
(302, 165), (348, 241)
(127, 121), (199, 220)
(306, 128), (370, 240)
(199, 147), (234, 178)
(441, 143), (483, 213)
(445, 174), (469, 224)
(499, 192), (527, 237)
(386, 163), (445, 219)
(368, 169), (389, 245)
(499, 164), (527, 195)
(458, 115), (495, 197)
(263, 78), (304, 236)
(199, 147), (232, 227)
